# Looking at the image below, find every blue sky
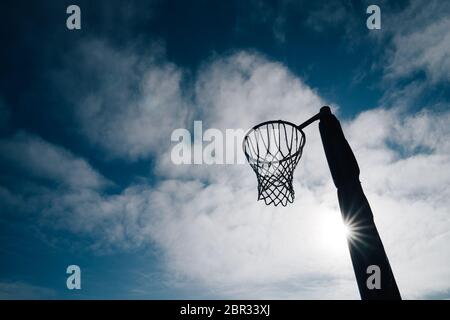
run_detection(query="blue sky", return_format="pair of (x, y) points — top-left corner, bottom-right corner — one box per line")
(1, 0), (450, 299)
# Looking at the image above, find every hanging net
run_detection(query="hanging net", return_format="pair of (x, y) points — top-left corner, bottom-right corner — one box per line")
(243, 120), (306, 206)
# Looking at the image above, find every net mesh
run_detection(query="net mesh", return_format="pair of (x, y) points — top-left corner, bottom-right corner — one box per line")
(243, 121), (305, 206)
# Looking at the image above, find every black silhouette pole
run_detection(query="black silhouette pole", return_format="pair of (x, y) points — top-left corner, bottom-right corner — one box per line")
(318, 106), (401, 300)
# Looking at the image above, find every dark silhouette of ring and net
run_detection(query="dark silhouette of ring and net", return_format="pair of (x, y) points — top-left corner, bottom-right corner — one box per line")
(243, 121), (305, 206)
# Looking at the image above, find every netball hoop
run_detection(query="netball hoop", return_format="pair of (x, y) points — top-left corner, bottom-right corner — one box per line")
(242, 106), (402, 300)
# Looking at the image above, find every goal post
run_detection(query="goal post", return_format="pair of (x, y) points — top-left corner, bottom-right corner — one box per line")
(318, 106), (401, 300)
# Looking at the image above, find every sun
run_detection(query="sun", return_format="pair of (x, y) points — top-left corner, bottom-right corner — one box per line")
(316, 209), (352, 256)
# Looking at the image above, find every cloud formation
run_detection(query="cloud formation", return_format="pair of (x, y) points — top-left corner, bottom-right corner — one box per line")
(57, 40), (190, 161)
(383, 0), (450, 83)
(2, 0), (450, 298)
(0, 132), (110, 190)
(154, 54), (450, 299)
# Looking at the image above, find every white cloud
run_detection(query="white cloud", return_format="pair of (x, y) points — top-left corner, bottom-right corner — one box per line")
(0, 132), (110, 190)
(140, 179), (358, 299)
(383, 1), (450, 83)
(195, 52), (325, 129)
(65, 40), (190, 161)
